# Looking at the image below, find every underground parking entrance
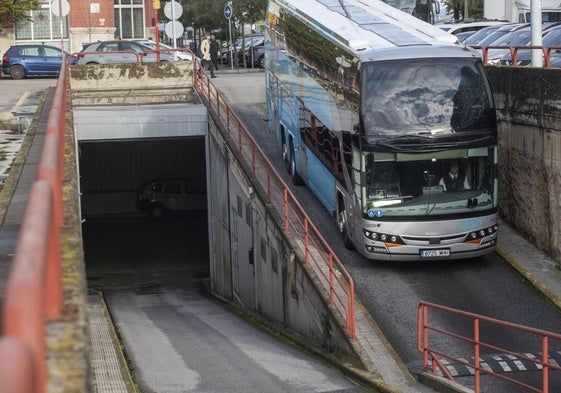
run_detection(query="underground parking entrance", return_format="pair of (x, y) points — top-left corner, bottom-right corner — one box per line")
(74, 103), (211, 290)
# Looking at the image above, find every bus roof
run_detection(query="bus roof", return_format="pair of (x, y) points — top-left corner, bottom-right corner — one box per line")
(271, 0), (459, 54)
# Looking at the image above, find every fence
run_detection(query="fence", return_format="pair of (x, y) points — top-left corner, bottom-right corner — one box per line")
(418, 301), (561, 393)
(194, 66), (356, 339)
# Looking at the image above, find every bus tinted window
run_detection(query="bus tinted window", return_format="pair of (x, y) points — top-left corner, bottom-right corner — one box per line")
(361, 58), (495, 136)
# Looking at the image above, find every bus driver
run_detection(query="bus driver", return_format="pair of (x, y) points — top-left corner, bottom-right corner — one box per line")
(439, 160), (470, 191)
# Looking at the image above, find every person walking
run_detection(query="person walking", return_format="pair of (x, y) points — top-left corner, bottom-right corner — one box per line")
(210, 34), (220, 71)
(201, 33), (216, 78)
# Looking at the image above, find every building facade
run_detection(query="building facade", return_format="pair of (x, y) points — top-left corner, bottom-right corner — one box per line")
(1, 0), (157, 56)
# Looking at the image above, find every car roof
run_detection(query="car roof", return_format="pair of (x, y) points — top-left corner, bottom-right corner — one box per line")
(438, 19), (510, 35)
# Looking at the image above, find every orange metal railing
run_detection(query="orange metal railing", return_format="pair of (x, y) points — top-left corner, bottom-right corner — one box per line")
(0, 58), (68, 393)
(194, 65), (356, 339)
(417, 301), (561, 393)
(474, 45), (561, 67)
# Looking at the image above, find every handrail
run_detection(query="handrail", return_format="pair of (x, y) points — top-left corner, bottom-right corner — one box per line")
(194, 64), (356, 339)
(0, 56), (68, 393)
(473, 44), (561, 67)
(417, 301), (561, 393)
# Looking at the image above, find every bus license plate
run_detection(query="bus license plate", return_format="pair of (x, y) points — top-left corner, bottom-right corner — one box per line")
(420, 249), (450, 258)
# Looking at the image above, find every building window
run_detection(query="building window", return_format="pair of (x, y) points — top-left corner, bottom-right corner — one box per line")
(114, 0), (145, 39)
(15, 1), (68, 41)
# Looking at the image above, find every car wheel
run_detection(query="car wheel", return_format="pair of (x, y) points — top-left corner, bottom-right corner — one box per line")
(9, 65), (25, 80)
(150, 205), (164, 219)
(258, 55), (265, 68)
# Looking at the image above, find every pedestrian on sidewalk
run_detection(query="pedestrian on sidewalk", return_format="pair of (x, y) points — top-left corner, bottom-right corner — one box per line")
(201, 33), (216, 78)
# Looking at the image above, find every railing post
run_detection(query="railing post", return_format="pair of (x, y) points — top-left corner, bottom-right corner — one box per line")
(542, 336), (549, 393)
(328, 253), (334, 305)
(474, 318), (480, 393)
(304, 218), (309, 265)
(283, 188), (289, 233)
(237, 118), (243, 156)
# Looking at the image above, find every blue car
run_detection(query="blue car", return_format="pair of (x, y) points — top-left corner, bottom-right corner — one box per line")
(1, 44), (63, 79)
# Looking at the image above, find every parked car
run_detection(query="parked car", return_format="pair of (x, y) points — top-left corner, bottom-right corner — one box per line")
(499, 24), (561, 66)
(438, 19), (509, 38)
(137, 178), (206, 219)
(462, 24), (514, 45)
(1, 44), (63, 79)
(465, 23), (527, 46)
(75, 40), (184, 65)
(134, 40), (192, 61)
(238, 40), (265, 68)
(485, 22), (561, 64)
(220, 34), (264, 65)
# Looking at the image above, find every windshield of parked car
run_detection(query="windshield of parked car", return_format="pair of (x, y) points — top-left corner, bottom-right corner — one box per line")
(489, 27), (531, 46)
(463, 26), (503, 45)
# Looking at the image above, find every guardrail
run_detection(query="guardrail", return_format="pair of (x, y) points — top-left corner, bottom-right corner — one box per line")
(417, 301), (561, 393)
(474, 45), (561, 67)
(194, 65), (356, 339)
(0, 57), (68, 393)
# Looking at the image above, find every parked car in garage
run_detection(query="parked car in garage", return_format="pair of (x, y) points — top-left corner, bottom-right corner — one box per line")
(1, 44), (64, 79)
(137, 178), (206, 219)
(75, 40), (186, 65)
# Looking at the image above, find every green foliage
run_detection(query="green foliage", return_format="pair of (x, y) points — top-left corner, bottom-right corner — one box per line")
(0, 0), (41, 27)
(174, 0), (266, 40)
(442, 0), (483, 20)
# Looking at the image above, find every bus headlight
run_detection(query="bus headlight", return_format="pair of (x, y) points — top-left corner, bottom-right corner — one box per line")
(363, 229), (404, 245)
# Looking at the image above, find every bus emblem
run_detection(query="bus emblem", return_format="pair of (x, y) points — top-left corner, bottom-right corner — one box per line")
(367, 209), (383, 218)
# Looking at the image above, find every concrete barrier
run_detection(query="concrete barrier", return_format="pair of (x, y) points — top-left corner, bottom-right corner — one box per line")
(487, 66), (561, 265)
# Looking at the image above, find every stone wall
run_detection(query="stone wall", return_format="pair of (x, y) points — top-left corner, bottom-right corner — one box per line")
(486, 66), (561, 264)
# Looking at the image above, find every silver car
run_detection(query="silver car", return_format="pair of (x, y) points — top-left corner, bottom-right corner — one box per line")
(76, 40), (183, 65)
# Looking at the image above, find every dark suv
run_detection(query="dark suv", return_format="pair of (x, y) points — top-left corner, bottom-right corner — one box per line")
(1, 44), (63, 79)
(137, 178), (206, 219)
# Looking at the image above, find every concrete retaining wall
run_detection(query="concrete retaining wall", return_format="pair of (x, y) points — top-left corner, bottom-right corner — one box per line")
(486, 66), (561, 265)
(206, 116), (359, 363)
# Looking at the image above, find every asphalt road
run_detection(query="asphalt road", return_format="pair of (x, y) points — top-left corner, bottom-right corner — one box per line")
(83, 214), (368, 393)
(211, 69), (561, 392)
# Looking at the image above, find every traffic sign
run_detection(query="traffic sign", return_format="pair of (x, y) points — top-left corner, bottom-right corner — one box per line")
(51, 0), (70, 17)
(164, 1), (183, 20)
(224, 4), (233, 20)
(165, 20), (184, 40)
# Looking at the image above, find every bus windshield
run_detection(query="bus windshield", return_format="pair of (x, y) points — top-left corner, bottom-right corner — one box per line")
(360, 148), (498, 219)
(361, 58), (495, 137)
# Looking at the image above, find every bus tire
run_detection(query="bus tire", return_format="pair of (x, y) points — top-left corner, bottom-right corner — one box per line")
(289, 144), (303, 185)
(337, 204), (354, 250)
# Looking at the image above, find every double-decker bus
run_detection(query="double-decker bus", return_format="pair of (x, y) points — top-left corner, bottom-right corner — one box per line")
(265, 0), (499, 261)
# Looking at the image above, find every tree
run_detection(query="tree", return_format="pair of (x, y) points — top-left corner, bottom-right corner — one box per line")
(0, 0), (41, 29)
(442, 0), (483, 20)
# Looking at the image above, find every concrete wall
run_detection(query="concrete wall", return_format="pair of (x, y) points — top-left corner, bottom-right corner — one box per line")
(206, 118), (358, 361)
(487, 66), (561, 265)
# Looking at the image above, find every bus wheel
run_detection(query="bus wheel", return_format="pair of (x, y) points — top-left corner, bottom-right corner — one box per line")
(337, 206), (354, 250)
(282, 139), (288, 163)
(289, 145), (303, 185)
